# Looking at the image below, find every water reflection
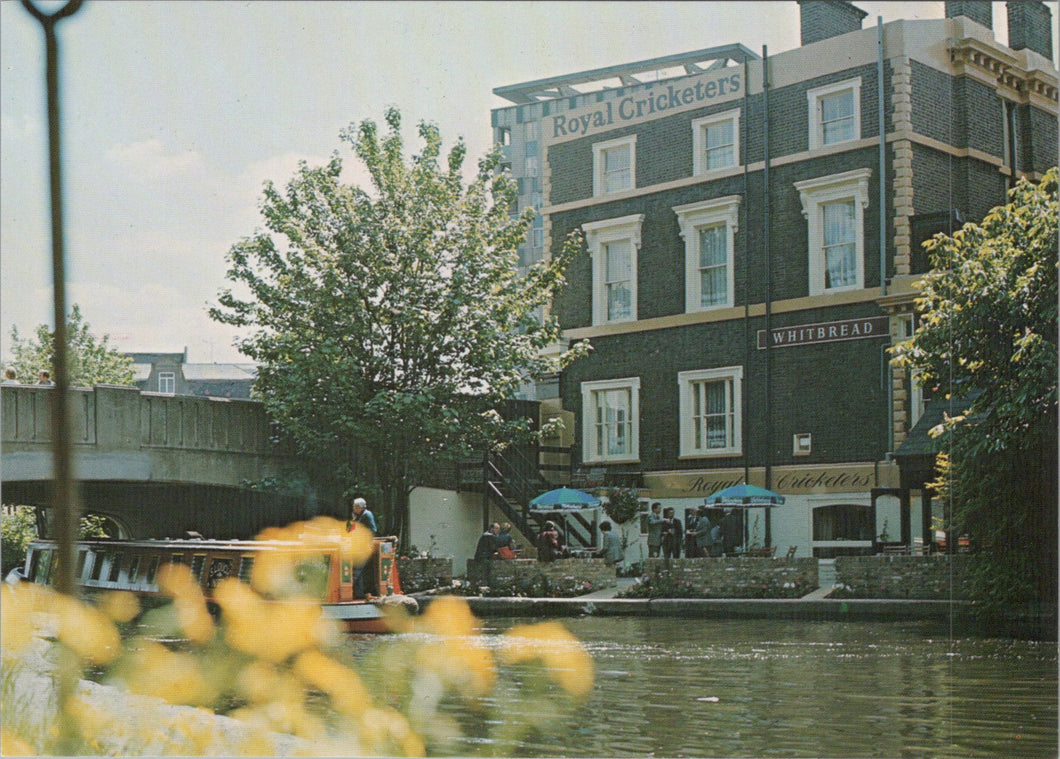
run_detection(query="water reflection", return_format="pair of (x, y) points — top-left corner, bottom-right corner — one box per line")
(345, 616), (1057, 758)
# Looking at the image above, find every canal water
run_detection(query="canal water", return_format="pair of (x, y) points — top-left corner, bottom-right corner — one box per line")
(346, 616), (1057, 758)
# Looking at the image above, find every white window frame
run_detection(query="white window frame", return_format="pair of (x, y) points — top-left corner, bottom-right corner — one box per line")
(807, 78), (861, 150)
(593, 135), (636, 196)
(158, 371), (176, 394)
(795, 169), (871, 296)
(582, 377), (640, 464)
(583, 214), (644, 325)
(678, 366), (743, 458)
(674, 195), (741, 313)
(692, 108), (741, 174)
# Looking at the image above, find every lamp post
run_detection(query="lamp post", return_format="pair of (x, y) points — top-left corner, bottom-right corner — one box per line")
(21, 0), (84, 598)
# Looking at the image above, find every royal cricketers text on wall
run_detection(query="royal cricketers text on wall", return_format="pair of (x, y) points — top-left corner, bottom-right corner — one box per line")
(645, 463), (887, 499)
(756, 316), (889, 350)
(545, 69), (744, 144)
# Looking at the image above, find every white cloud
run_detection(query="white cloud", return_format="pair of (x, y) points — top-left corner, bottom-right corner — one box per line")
(66, 279), (248, 363)
(106, 138), (204, 180)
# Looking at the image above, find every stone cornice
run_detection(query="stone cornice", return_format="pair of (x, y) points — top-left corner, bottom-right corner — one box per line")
(949, 36), (1059, 111)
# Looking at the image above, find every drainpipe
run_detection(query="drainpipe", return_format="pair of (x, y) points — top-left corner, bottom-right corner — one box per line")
(762, 45), (772, 549)
(878, 17), (894, 455)
(742, 61), (751, 489)
(878, 17), (887, 299)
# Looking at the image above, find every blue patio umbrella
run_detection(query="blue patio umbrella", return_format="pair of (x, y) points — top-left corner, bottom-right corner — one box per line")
(704, 483), (785, 508)
(530, 487), (601, 509)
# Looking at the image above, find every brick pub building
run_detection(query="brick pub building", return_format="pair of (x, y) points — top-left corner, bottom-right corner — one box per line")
(491, 1), (1057, 560)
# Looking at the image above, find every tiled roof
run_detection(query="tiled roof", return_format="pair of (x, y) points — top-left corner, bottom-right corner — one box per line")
(182, 364), (257, 381)
(894, 394), (978, 458)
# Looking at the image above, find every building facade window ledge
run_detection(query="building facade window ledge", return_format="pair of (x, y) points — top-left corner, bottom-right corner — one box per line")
(674, 195), (742, 313)
(583, 214), (645, 326)
(795, 168), (872, 297)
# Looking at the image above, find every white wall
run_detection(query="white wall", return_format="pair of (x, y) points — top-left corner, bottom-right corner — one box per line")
(408, 486), (482, 575)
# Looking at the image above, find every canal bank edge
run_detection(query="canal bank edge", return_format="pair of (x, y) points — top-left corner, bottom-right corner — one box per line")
(415, 595), (1057, 640)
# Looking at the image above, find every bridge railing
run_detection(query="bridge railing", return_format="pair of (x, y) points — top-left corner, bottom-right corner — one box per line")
(1, 384), (296, 456)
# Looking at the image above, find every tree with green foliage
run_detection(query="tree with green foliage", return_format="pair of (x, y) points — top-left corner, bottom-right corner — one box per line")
(6, 304), (134, 386)
(211, 109), (587, 545)
(1, 506), (112, 576)
(892, 169), (1058, 615)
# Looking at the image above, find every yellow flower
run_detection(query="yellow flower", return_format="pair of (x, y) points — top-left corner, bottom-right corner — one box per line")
(252, 517), (373, 600)
(501, 621), (595, 698)
(215, 577), (323, 662)
(292, 649), (370, 716)
(358, 706), (425, 757)
(97, 590), (140, 624)
(416, 595), (479, 637)
(157, 564), (215, 643)
(119, 640), (216, 705)
(1, 728), (36, 756)
(0, 582), (40, 656)
(54, 592), (121, 665)
(411, 597), (495, 699)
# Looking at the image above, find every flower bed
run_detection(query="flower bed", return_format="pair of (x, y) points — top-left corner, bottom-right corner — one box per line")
(621, 557), (818, 599)
(397, 556), (454, 593)
(464, 558), (616, 598)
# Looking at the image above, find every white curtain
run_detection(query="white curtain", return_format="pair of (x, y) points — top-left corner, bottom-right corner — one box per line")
(605, 240), (633, 320)
(694, 379), (730, 450)
(596, 388), (630, 456)
(822, 200), (856, 289)
(821, 91), (855, 143)
(604, 145), (631, 192)
(705, 120), (734, 169)
(698, 225), (727, 307)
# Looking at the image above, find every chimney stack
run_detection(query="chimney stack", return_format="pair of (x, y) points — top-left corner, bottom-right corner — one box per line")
(1007, 1), (1054, 60)
(944, 1), (993, 30)
(798, 1), (869, 46)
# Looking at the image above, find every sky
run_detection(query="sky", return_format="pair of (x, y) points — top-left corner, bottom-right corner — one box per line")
(2, 1), (1056, 364)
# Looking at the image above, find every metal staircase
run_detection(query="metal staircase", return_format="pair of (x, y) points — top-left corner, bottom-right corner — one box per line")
(464, 445), (598, 551)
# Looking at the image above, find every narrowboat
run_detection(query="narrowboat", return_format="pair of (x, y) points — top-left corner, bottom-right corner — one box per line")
(17, 535), (416, 634)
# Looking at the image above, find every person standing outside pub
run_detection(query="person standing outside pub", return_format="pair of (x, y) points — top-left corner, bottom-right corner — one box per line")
(647, 502), (664, 558)
(685, 509), (700, 558)
(662, 506), (682, 559)
(692, 506), (713, 558)
(600, 521), (623, 566)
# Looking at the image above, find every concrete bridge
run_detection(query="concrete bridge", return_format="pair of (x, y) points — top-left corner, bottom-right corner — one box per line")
(1, 384), (342, 539)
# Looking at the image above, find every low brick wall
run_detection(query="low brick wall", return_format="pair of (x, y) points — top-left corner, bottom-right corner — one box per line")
(633, 557), (819, 598)
(397, 557), (454, 593)
(833, 555), (974, 599)
(466, 558), (616, 598)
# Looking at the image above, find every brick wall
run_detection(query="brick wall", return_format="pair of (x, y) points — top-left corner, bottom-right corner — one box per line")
(799, 1), (867, 47)
(397, 557), (454, 593)
(944, 1), (993, 28)
(638, 557), (819, 598)
(1027, 107), (1059, 174)
(466, 558), (616, 597)
(1007, 1), (1054, 60)
(832, 555), (973, 599)
(558, 301), (890, 471)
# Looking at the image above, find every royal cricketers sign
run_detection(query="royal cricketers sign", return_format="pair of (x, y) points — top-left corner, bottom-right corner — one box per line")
(757, 316), (889, 350)
(545, 69), (744, 144)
